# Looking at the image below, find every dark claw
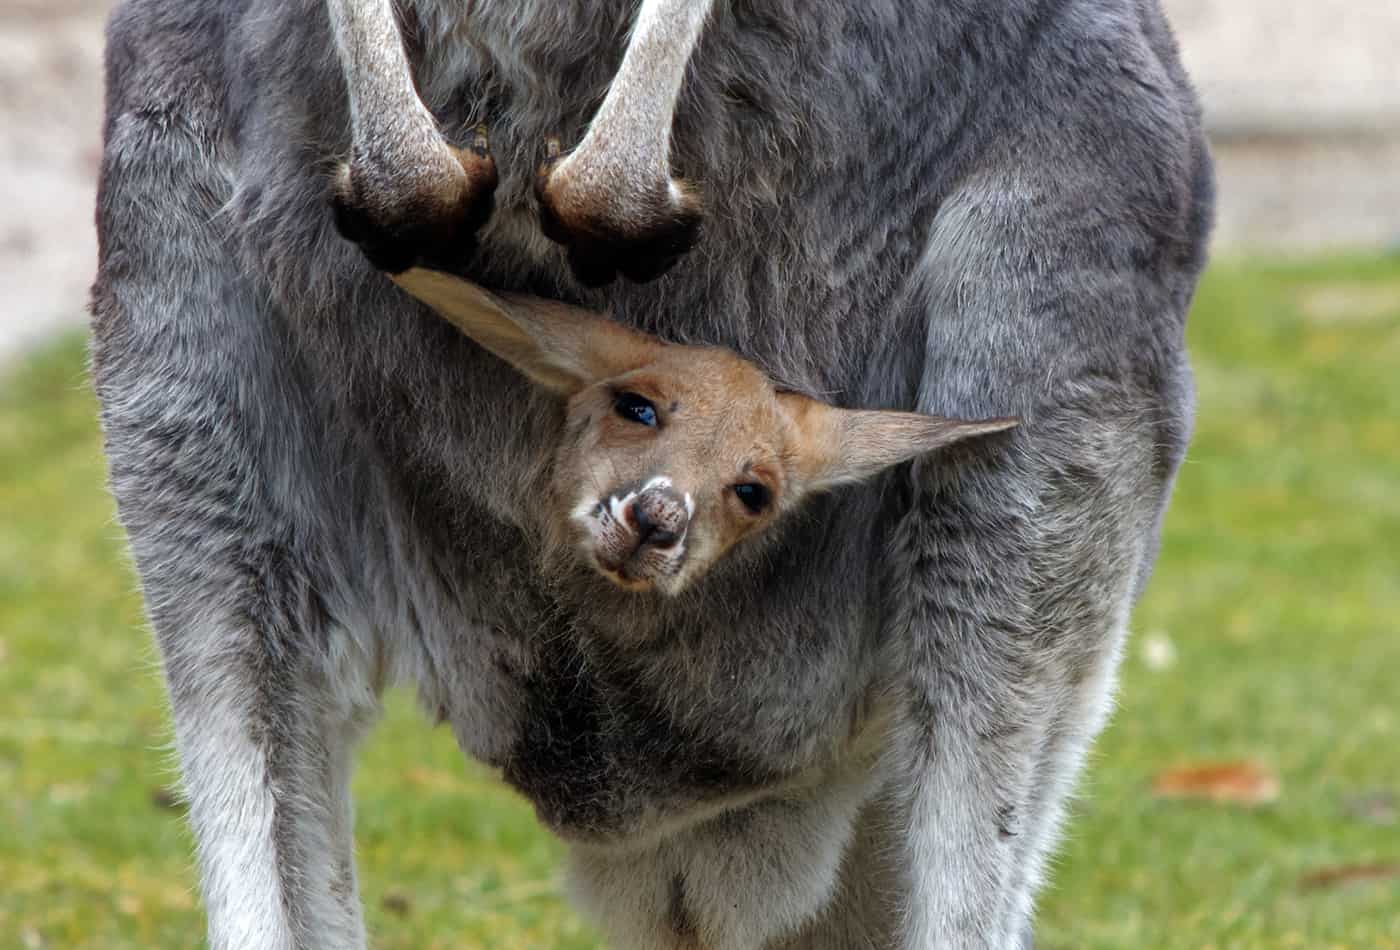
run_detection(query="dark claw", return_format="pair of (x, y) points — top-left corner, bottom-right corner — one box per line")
(330, 133), (498, 275)
(535, 141), (702, 287)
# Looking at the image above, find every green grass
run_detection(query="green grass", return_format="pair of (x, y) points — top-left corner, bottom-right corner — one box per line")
(3, 257), (1399, 948)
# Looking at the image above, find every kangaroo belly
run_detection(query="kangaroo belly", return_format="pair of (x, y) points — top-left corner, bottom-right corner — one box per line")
(416, 489), (890, 840)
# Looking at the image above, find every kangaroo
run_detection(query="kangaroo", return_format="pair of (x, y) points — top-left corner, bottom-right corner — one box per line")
(393, 267), (1015, 594)
(91, 0), (1214, 947)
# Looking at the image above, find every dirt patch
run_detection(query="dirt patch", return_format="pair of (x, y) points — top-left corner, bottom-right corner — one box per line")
(1299, 281), (1400, 325)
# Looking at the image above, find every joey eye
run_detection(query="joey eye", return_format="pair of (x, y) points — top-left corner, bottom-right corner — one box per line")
(614, 392), (658, 427)
(733, 482), (770, 514)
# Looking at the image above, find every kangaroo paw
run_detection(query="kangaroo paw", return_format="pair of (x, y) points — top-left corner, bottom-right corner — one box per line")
(332, 126), (497, 274)
(535, 137), (702, 288)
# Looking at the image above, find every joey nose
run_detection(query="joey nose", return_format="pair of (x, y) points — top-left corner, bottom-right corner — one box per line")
(628, 487), (688, 551)
(633, 506), (679, 548)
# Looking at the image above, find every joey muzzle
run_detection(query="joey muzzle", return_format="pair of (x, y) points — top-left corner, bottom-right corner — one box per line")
(584, 479), (693, 583)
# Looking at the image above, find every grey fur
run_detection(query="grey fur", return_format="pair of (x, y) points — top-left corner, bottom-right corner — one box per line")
(90, 0), (1212, 947)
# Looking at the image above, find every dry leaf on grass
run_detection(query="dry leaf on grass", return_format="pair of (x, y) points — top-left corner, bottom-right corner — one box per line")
(1299, 863), (1400, 891)
(404, 766), (464, 793)
(381, 890), (414, 917)
(1151, 761), (1280, 806)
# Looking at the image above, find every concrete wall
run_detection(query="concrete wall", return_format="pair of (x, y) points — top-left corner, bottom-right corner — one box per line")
(1167, 0), (1400, 133)
(1164, 0), (1400, 252)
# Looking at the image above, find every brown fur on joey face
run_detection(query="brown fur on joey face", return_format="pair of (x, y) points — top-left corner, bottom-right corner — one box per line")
(555, 349), (789, 596)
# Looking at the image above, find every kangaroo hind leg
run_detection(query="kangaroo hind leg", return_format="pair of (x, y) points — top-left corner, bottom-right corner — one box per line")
(535, 0), (712, 286)
(327, 0), (497, 273)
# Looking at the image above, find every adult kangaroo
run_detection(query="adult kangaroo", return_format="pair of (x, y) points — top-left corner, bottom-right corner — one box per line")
(90, 0), (1214, 947)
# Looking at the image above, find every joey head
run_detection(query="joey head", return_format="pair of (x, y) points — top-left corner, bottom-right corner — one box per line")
(394, 267), (1017, 594)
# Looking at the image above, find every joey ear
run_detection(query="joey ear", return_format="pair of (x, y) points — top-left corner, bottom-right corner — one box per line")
(391, 267), (662, 395)
(779, 392), (1017, 491)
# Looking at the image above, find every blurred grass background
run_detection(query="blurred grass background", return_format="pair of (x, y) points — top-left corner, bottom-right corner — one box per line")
(2, 257), (1398, 948)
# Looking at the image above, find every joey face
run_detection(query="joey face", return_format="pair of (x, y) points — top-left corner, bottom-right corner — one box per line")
(556, 348), (794, 595)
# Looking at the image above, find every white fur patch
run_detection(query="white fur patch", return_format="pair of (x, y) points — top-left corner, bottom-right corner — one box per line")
(607, 492), (637, 525)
